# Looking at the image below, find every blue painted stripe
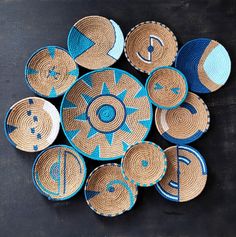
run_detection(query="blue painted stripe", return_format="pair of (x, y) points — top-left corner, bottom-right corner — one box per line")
(178, 156), (191, 165)
(180, 102), (197, 114)
(169, 180), (179, 189)
(155, 183), (178, 202)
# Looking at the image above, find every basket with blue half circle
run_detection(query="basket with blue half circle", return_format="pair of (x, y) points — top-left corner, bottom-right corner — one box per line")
(32, 145), (86, 201)
(67, 15), (124, 70)
(124, 21), (178, 74)
(25, 46), (79, 98)
(121, 141), (167, 187)
(84, 163), (138, 217)
(175, 38), (231, 93)
(155, 145), (207, 202)
(145, 66), (188, 109)
(60, 68), (153, 160)
(4, 97), (60, 152)
(155, 92), (210, 145)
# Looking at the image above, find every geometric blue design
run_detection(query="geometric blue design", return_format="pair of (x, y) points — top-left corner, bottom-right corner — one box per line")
(75, 113), (87, 121)
(169, 181), (179, 189)
(90, 145), (100, 158)
(27, 68), (38, 75)
(105, 133), (114, 145)
(114, 69), (123, 85)
(33, 145), (38, 151)
(33, 116), (38, 122)
(30, 128), (35, 134)
(178, 156), (191, 165)
(6, 124), (17, 134)
(122, 141), (130, 152)
(85, 190), (100, 200)
(120, 122), (131, 133)
(47, 46), (56, 59)
(37, 133), (42, 139)
(154, 82), (164, 90)
(67, 27), (95, 59)
(63, 99), (77, 109)
(101, 82), (110, 94)
(141, 160), (149, 167)
(68, 68), (79, 77)
(171, 87), (180, 94)
(49, 87), (57, 97)
(66, 129), (80, 140)
(27, 110), (32, 116)
(126, 107), (138, 115)
(134, 87), (146, 98)
(50, 163), (59, 181)
(180, 102), (197, 114)
(87, 127), (98, 139)
(81, 94), (93, 105)
(83, 75), (93, 88)
(28, 99), (34, 104)
(116, 89), (127, 102)
(139, 119), (151, 129)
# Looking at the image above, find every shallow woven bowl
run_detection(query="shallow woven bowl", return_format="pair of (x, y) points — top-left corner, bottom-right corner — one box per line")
(125, 21), (178, 74)
(155, 145), (207, 202)
(67, 15), (124, 70)
(121, 141), (167, 187)
(60, 68), (153, 160)
(25, 46), (79, 98)
(175, 38), (231, 93)
(32, 145), (86, 201)
(155, 92), (210, 145)
(84, 163), (138, 217)
(145, 66), (188, 109)
(4, 97), (60, 152)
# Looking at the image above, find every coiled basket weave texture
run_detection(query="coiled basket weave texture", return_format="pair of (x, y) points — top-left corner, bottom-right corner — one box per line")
(155, 92), (210, 145)
(25, 46), (79, 98)
(60, 68), (153, 160)
(4, 97), (60, 152)
(32, 145), (87, 201)
(121, 141), (167, 187)
(175, 38), (231, 93)
(124, 21), (178, 74)
(145, 66), (188, 109)
(84, 163), (138, 217)
(155, 145), (207, 202)
(67, 15), (124, 70)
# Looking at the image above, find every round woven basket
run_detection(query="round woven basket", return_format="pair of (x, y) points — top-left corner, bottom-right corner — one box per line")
(155, 145), (207, 202)
(121, 141), (167, 187)
(145, 66), (188, 109)
(67, 15), (124, 70)
(4, 97), (60, 152)
(124, 21), (178, 74)
(32, 145), (86, 201)
(84, 163), (138, 217)
(25, 46), (79, 98)
(175, 38), (231, 93)
(155, 92), (210, 145)
(60, 68), (153, 160)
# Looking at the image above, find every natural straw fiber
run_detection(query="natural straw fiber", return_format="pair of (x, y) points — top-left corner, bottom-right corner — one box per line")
(145, 66), (188, 109)
(175, 38), (231, 93)
(25, 46), (79, 98)
(60, 68), (153, 160)
(121, 141), (167, 187)
(155, 145), (207, 202)
(67, 16), (124, 70)
(4, 97), (60, 152)
(32, 145), (86, 201)
(155, 92), (210, 145)
(84, 163), (138, 217)
(124, 21), (178, 74)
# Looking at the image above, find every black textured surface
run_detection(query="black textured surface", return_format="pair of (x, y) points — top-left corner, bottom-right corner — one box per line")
(0, 0), (236, 236)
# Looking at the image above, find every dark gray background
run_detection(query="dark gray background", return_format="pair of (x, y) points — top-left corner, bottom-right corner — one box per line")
(0, 0), (235, 236)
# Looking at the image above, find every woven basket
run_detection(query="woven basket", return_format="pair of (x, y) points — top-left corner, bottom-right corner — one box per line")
(175, 38), (231, 93)
(155, 145), (207, 202)
(32, 145), (86, 201)
(25, 46), (79, 98)
(124, 21), (178, 74)
(145, 66), (188, 109)
(67, 15), (124, 70)
(121, 141), (167, 187)
(4, 97), (60, 152)
(84, 163), (138, 217)
(155, 92), (210, 145)
(61, 68), (153, 160)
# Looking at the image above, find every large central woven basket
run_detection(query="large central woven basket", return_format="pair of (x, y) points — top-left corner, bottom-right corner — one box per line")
(60, 68), (153, 160)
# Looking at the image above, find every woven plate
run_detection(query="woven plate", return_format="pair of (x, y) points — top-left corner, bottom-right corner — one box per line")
(25, 46), (79, 98)
(84, 163), (138, 217)
(32, 145), (86, 201)
(4, 97), (60, 152)
(67, 15), (124, 70)
(155, 92), (210, 145)
(61, 68), (152, 160)
(124, 21), (178, 74)
(155, 145), (207, 202)
(121, 142), (167, 187)
(145, 66), (188, 109)
(175, 38), (231, 93)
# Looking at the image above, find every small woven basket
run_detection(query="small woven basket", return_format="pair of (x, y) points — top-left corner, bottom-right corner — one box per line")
(32, 145), (86, 201)
(155, 92), (210, 145)
(121, 141), (167, 187)
(155, 145), (207, 202)
(67, 15), (124, 70)
(25, 46), (79, 98)
(124, 21), (178, 74)
(61, 68), (152, 160)
(84, 163), (138, 217)
(4, 97), (60, 152)
(145, 66), (188, 109)
(175, 38), (231, 93)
